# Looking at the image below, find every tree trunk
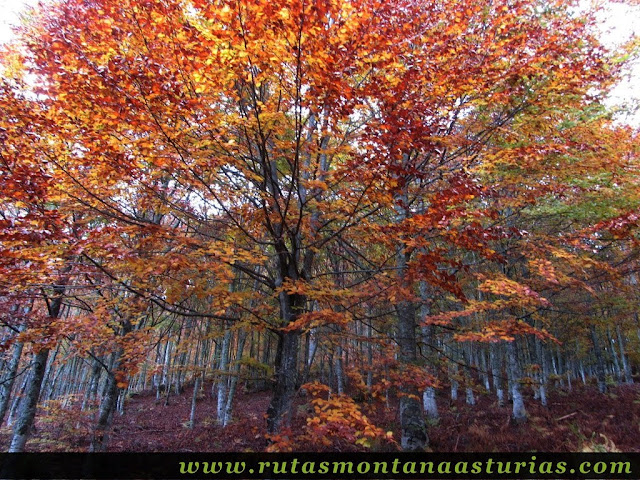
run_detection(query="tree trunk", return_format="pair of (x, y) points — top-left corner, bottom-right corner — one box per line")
(7, 370), (29, 427)
(464, 346), (475, 406)
(490, 343), (505, 407)
(450, 361), (459, 402)
(82, 356), (103, 411)
(266, 327), (299, 434)
(535, 336), (548, 407)
(479, 349), (491, 392)
(396, 297), (428, 451)
(334, 343), (345, 395)
(590, 325), (607, 394)
(8, 348), (49, 452)
(0, 327), (24, 424)
(216, 328), (232, 423)
(9, 286), (65, 452)
(90, 317), (132, 452)
(223, 330), (247, 426)
(366, 323), (373, 393)
(423, 387), (439, 420)
(419, 282), (438, 420)
(506, 340), (527, 423)
(607, 328), (622, 383)
(189, 376), (200, 429)
(616, 325), (633, 384)
(89, 363), (121, 452)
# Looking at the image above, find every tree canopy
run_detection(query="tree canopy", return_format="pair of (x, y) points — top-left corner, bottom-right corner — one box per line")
(0, 0), (638, 452)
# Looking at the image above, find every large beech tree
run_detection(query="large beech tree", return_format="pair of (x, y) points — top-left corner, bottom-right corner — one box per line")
(1, 0), (637, 452)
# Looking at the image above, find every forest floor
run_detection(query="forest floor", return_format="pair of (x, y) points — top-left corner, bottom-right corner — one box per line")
(1, 382), (639, 452)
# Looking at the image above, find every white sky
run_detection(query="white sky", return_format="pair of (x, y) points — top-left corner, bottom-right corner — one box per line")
(0, 0), (638, 124)
(0, 0), (35, 44)
(596, 2), (640, 125)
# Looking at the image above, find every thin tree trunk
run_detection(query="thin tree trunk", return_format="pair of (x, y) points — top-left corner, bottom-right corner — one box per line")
(189, 376), (200, 429)
(216, 328), (232, 423)
(334, 343), (345, 395)
(590, 325), (607, 394)
(617, 325), (633, 384)
(535, 336), (548, 407)
(366, 323), (373, 393)
(607, 328), (622, 383)
(464, 346), (475, 406)
(450, 360), (459, 402)
(223, 330), (247, 427)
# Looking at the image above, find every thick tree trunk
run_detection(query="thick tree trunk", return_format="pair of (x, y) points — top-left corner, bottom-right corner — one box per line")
(490, 343), (505, 407)
(266, 268), (304, 434)
(266, 328), (299, 434)
(423, 387), (439, 420)
(419, 283), (439, 420)
(0, 328), (24, 424)
(506, 340), (527, 423)
(82, 357), (103, 411)
(7, 371), (29, 427)
(479, 349), (491, 391)
(89, 363), (120, 452)
(8, 348), (49, 452)
(90, 317), (132, 452)
(396, 298), (428, 451)
(9, 286), (65, 452)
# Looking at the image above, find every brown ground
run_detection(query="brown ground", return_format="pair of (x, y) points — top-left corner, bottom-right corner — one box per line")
(1, 382), (638, 452)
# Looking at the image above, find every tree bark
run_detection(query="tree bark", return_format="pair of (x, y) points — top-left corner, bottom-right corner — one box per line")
(90, 319), (132, 452)
(0, 327), (24, 424)
(506, 340), (527, 423)
(423, 387), (439, 420)
(9, 285), (65, 452)
(216, 328), (231, 423)
(266, 326), (300, 434)
(490, 343), (505, 407)
(395, 296), (428, 451)
(616, 325), (633, 384)
(590, 325), (607, 394)
(89, 362), (121, 452)
(223, 330), (247, 426)
(8, 348), (49, 452)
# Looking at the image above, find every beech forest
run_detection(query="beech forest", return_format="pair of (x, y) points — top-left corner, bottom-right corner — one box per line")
(1, 0), (640, 453)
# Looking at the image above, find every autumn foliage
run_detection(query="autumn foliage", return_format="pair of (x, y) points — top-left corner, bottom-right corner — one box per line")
(0, 0), (638, 453)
